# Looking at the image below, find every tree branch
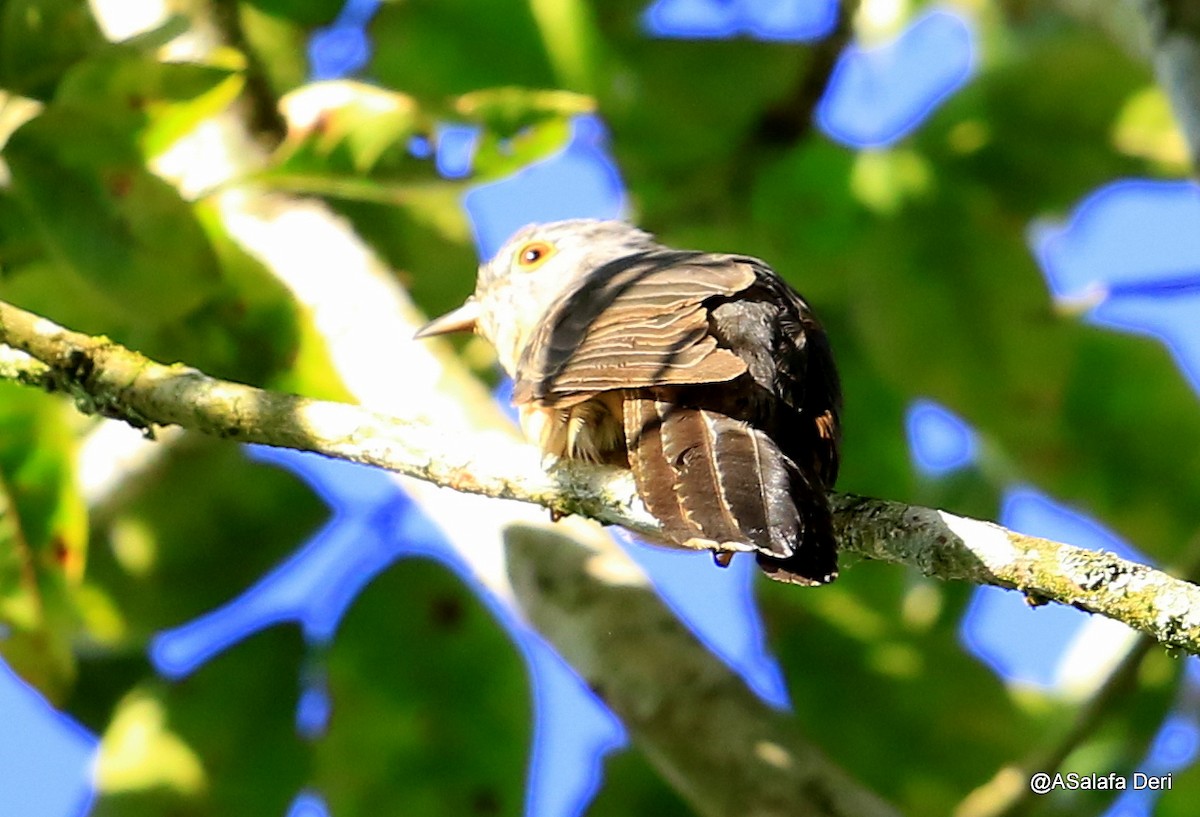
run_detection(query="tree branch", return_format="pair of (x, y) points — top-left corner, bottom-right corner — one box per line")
(505, 522), (901, 817)
(208, 0), (288, 147)
(754, 0), (859, 145)
(0, 345), (55, 391)
(3, 296), (1200, 655)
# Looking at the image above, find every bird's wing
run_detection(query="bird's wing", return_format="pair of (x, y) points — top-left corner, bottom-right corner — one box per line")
(511, 251), (754, 406)
(713, 271), (842, 488)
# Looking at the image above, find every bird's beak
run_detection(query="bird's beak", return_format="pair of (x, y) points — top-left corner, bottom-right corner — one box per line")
(414, 298), (481, 338)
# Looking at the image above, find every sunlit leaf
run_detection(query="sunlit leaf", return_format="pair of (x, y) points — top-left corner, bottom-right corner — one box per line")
(3, 108), (222, 323)
(278, 80), (423, 173)
(56, 50), (242, 157)
(453, 87), (594, 136)
(88, 629), (309, 817)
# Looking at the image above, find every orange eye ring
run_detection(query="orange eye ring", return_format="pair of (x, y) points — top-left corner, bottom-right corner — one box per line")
(515, 240), (555, 270)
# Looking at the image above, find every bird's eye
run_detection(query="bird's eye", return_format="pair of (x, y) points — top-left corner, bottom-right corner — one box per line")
(516, 240), (555, 270)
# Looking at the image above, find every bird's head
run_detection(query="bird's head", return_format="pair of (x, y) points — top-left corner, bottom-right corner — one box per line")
(416, 219), (659, 374)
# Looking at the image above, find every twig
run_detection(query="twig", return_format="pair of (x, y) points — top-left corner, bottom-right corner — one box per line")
(755, 0), (859, 144)
(0, 345), (55, 390)
(954, 636), (1156, 817)
(3, 296), (1200, 655)
(208, 0), (287, 147)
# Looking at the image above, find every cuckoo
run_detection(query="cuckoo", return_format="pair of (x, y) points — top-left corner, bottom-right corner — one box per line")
(417, 220), (842, 585)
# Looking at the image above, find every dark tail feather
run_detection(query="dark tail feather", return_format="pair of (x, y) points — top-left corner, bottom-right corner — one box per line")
(659, 406), (768, 548)
(625, 397), (837, 583)
(755, 474), (838, 585)
(624, 394), (695, 544)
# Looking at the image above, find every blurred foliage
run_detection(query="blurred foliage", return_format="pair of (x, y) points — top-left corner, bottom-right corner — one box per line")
(316, 559), (531, 816)
(0, 384), (88, 699)
(1, 0), (1198, 816)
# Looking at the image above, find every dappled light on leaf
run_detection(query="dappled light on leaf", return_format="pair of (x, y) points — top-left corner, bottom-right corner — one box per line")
(96, 691), (206, 797)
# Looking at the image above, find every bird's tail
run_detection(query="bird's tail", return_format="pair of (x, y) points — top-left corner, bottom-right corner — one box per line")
(754, 492), (837, 586)
(624, 395), (837, 584)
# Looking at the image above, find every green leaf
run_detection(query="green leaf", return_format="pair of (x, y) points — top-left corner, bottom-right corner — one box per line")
(276, 81), (424, 174)
(935, 30), (1147, 213)
(189, 199), (348, 395)
(453, 87), (594, 137)
(595, 4), (810, 194)
(0, 383), (88, 700)
(317, 558), (533, 816)
(1155, 761), (1200, 817)
(472, 117), (574, 181)
(56, 49), (241, 157)
(89, 629), (309, 817)
(65, 441), (326, 809)
(0, 190), (41, 272)
(83, 441), (325, 643)
(237, 3), (312, 98)
(3, 107), (223, 324)
(763, 573), (1042, 815)
(0, 0), (104, 99)
(239, 0), (343, 27)
(369, 0), (557, 101)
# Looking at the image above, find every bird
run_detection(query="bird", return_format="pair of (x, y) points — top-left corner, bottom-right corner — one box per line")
(416, 219), (842, 585)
